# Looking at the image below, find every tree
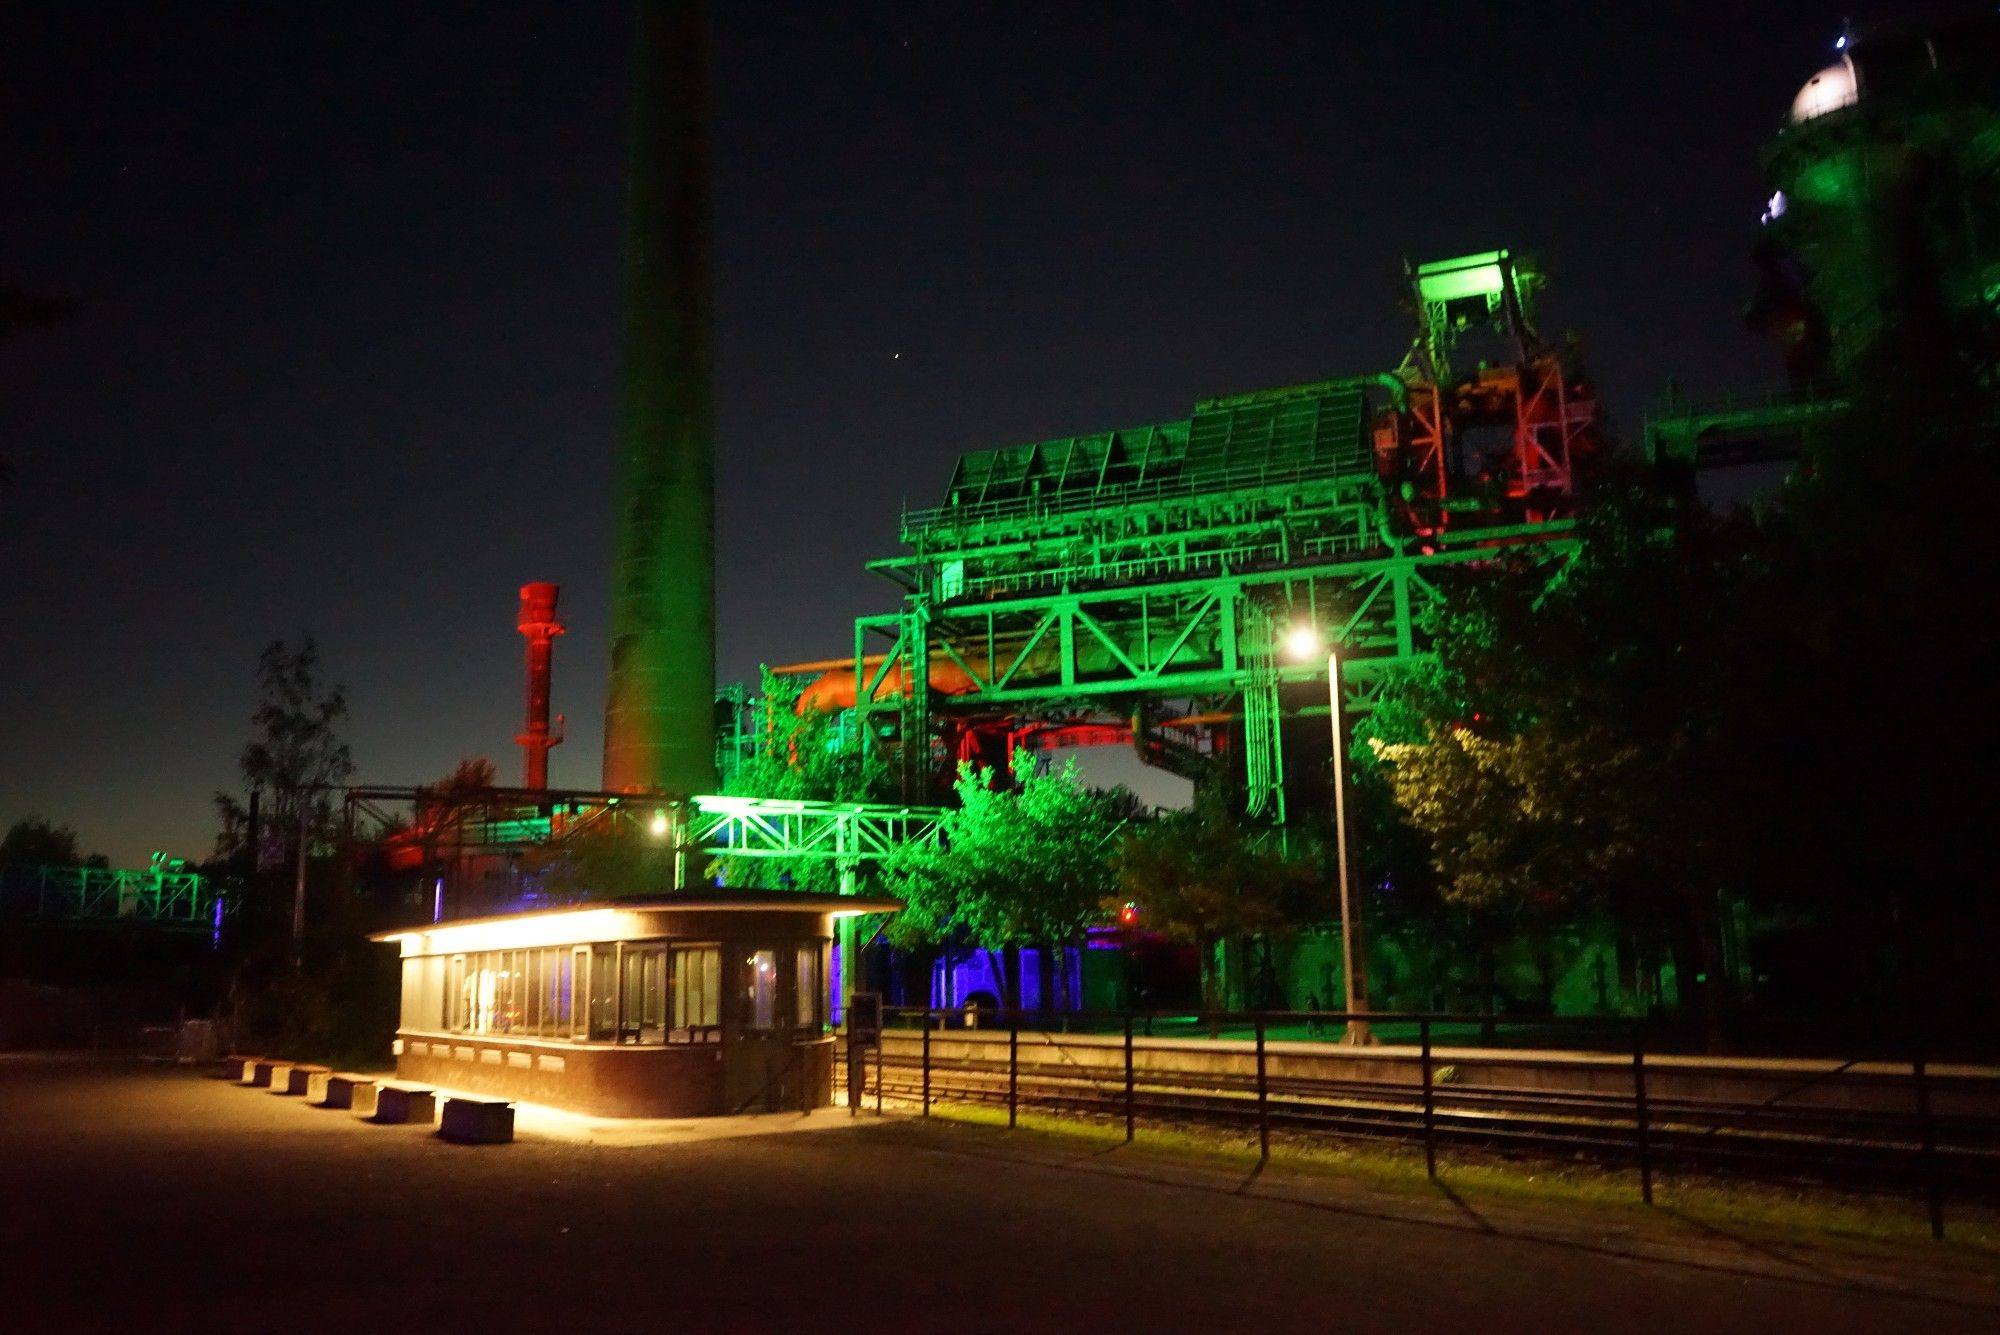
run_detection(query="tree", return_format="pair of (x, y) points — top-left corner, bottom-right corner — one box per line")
(881, 751), (1127, 1008)
(525, 806), (688, 903)
(0, 817), (107, 869)
(713, 668), (892, 892)
(212, 637), (356, 865)
(724, 668), (890, 805)
(1368, 468), (1752, 1042)
(1115, 790), (1323, 1010)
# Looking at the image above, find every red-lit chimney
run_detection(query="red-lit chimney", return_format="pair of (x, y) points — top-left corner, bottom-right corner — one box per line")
(516, 582), (566, 789)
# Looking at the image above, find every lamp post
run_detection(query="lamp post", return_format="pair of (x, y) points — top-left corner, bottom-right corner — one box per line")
(1284, 626), (1374, 1045)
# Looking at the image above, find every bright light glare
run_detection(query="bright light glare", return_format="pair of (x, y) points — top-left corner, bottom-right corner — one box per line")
(649, 810), (670, 837)
(1283, 626), (1324, 661)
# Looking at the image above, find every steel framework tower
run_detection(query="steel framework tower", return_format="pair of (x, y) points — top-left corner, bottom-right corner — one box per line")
(602, 0), (719, 796)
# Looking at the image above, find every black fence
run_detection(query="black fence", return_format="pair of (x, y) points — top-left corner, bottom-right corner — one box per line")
(841, 1006), (2000, 1241)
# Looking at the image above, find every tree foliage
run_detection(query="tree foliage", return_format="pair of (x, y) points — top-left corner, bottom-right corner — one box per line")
(0, 817), (107, 869)
(212, 637), (355, 869)
(1115, 790), (1323, 947)
(723, 669), (890, 806)
(882, 752), (1127, 953)
(526, 807), (687, 903)
(709, 669), (894, 892)
(1368, 367), (2000, 1044)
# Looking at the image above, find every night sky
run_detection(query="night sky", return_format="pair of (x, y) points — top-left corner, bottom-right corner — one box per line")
(3, 1), (1854, 865)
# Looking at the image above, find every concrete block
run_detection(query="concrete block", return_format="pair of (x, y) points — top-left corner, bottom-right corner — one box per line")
(438, 1097), (514, 1145)
(288, 1063), (328, 1095)
(366, 1084), (436, 1125)
(248, 1059), (282, 1088)
(310, 1072), (374, 1109)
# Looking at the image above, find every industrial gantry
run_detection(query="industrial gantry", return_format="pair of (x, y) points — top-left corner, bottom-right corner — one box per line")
(793, 250), (1598, 816)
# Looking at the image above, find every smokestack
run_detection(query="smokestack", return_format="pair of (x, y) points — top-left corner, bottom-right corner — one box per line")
(603, 0), (718, 795)
(516, 582), (565, 789)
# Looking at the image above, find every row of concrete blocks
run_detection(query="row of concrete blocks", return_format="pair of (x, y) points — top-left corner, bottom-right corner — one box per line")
(222, 1054), (514, 1144)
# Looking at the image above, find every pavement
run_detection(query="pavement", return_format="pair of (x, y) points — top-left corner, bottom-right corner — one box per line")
(3, 1056), (1996, 1333)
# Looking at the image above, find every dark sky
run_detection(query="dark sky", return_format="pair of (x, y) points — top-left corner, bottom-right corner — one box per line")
(3, 0), (1853, 865)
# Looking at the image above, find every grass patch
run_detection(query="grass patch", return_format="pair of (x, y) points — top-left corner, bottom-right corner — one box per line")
(884, 1095), (2000, 1257)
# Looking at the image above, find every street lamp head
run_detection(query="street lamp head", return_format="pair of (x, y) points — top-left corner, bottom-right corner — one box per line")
(648, 809), (670, 838)
(1283, 625), (1324, 662)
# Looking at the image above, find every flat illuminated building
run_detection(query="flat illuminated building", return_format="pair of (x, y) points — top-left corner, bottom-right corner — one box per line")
(372, 890), (898, 1117)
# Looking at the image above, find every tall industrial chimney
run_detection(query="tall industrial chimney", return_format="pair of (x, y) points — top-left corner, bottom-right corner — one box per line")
(516, 582), (565, 789)
(602, 0), (718, 795)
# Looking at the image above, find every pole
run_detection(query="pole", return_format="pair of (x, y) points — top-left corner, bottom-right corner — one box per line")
(1420, 1016), (1437, 1179)
(1914, 1053), (1944, 1240)
(1255, 1015), (1270, 1161)
(873, 1030), (883, 1115)
(1124, 1011), (1136, 1144)
(1008, 1011), (1020, 1129)
(921, 1009), (932, 1118)
(291, 801), (308, 967)
(1633, 1034), (1653, 1206)
(1326, 650), (1373, 1045)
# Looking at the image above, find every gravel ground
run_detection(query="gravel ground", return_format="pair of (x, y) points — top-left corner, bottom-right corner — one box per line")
(3, 1057), (1995, 1333)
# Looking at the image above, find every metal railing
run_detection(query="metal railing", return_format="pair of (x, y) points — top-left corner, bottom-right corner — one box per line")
(0, 865), (226, 928)
(904, 455), (1372, 541)
(841, 1007), (2000, 1241)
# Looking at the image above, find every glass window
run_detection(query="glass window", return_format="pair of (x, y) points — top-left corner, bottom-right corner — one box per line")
(795, 944), (820, 1029)
(671, 946), (719, 1032)
(419, 956), (445, 1030)
(401, 958), (420, 1028)
(743, 949), (778, 1031)
(588, 944), (619, 1041)
(620, 945), (666, 1044)
(448, 959), (470, 1031)
(569, 947), (588, 1039)
(528, 947), (544, 1031)
(475, 958), (500, 1034)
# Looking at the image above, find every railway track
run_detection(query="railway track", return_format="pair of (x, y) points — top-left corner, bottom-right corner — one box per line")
(860, 1054), (2000, 1197)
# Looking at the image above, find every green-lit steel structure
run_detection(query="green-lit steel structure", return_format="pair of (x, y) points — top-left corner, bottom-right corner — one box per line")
(791, 250), (1597, 812)
(0, 864), (226, 932)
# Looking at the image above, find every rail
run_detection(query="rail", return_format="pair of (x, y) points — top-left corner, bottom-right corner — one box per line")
(840, 1007), (2000, 1241)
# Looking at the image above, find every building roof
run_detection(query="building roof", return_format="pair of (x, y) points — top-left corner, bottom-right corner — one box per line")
(369, 888), (904, 944)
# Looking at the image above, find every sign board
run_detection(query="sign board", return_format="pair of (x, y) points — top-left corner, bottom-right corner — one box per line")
(847, 991), (883, 1045)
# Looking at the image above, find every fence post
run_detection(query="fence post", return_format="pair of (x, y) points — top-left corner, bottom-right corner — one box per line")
(1255, 1015), (1270, 1162)
(1124, 1011), (1136, 1144)
(1914, 1052), (1944, 1241)
(874, 1027), (883, 1115)
(1420, 1016), (1436, 1180)
(1633, 1031), (1653, 1206)
(922, 1008), (932, 1118)
(1008, 1010), (1020, 1129)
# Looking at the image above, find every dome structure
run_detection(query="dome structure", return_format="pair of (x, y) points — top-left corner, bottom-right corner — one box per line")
(1790, 59), (1859, 123)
